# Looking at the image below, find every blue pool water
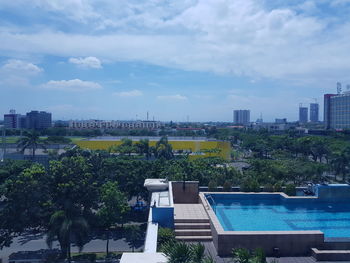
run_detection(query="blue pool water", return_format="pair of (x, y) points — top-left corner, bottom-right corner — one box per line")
(207, 194), (350, 238)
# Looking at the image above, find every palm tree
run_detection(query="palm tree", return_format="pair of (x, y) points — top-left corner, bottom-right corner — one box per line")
(155, 137), (174, 160)
(134, 139), (151, 159)
(17, 130), (47, 160)
(163, 241), (211, 263)
(46, 207), (89, 262)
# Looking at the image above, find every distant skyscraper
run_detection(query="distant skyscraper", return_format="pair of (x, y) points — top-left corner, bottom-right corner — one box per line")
(299, 107), (308, 123)
(324, 92), (350, 129)
(4, 110), (26, 129)
(310, 103), (319, 122)
(26, 111), (52, 129)
(233, 110), (250, 125)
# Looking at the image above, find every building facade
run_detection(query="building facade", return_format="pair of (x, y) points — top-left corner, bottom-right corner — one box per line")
(69, 120), (162, 130)
(310, 103), (319, 122)
(324, 92), (350, 129)
(26, 111), (52, 129)
(299, 107), (308, 123)
(233, 110), (250, 125)
(4, 110), (26, 129)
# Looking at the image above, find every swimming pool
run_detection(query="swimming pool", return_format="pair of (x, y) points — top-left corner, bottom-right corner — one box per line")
(207, 193), (350, 238)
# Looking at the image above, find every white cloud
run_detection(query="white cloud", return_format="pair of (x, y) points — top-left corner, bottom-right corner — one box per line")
(113, 89), (143, 97)
(330, 0), (350, 7)
(0, 0), (350, 85)
(68, 56), (102, 68)
(1, 59), (43, 75)
(41, 79), (102, 91)
(157, 94), (188, 101)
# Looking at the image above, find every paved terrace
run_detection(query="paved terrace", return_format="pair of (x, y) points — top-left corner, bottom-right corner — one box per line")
(174, 204), (209, 221)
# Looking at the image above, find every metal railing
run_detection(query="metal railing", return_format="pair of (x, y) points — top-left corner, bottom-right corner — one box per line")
(206, 194), (217, 214)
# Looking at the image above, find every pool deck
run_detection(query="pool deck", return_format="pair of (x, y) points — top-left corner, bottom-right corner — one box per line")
(174, 204), (209, 221)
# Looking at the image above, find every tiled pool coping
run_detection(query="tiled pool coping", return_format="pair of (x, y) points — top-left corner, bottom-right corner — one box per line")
(199, 192), (324, 257)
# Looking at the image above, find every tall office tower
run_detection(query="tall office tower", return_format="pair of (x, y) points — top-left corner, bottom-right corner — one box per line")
(233, 110), (250, 125)
(324, 92), (350, 129)
(26, 111), (52, 129)
(3, 110), (25, 129)
(310, 103), (319, 122)
(299, 106), (308, 123)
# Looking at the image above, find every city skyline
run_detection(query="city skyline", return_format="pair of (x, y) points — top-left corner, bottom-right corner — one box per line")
(1, 1), (350, 122)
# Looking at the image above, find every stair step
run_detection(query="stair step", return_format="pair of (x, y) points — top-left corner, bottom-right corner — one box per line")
(176, 236), (213, 242)
(174, 218), (209, 223)
(311, 248), (350, 261)
(175, 223), (211, 229)
(175, 229), (212, 236)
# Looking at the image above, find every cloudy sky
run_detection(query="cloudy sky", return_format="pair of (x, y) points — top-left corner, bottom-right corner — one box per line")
(1, 0), (350, 122)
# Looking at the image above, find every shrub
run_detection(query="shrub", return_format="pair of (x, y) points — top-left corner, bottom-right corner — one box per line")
(254, 248), (266, 263)
(232, 248), (250, 263)
(208, 180), (218, 191)
(158, 227), (175, 248)
(223, 181), (232, 192)
(241, 179), (260, 192)
(71, 253), (96, 262)
(273, 182), (282, 192)
(285, 184), (296, 196)
(232, 247), (267, 263)
(162, 241), (192, 263)
(264, 183), (273, 192)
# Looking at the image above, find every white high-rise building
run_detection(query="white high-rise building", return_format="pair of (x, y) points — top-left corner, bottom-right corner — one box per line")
(233, 110), (250, 125)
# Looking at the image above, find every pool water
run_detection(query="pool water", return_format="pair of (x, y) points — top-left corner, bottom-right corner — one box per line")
(208, 194), (350, 238)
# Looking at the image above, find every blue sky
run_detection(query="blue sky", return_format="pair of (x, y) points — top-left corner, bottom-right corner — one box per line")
(1, 0), (350, 122)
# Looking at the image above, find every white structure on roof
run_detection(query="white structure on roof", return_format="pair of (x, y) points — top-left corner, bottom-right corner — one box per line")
(120, 253), (167, 263)
(144, 179), (169, 192)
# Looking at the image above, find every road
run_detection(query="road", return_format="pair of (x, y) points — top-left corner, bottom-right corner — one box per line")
(0, 232), (144, 263)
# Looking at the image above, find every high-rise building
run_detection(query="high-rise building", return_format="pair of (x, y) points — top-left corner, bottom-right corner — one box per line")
(310, 103), (319, 122)
(26, 111), (52, 129)
(299, 107), (308, 123)
(4, 110), (26, 129)
(233, 110), (250, 125)
(324, 92), (350, 129)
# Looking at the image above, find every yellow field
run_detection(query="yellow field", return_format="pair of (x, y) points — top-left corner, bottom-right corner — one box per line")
(76, 139), (231, 160)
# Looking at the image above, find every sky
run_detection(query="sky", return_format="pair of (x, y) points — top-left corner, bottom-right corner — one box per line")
(1, 0), (350, 122)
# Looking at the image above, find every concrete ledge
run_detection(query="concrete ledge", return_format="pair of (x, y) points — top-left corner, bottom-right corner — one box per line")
(311, 248), (350, 261)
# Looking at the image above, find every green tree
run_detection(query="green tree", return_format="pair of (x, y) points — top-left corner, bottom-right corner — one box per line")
(17, 130), (47, 160)
(125, 224), (142, 252)
(98, 182), (129, 257)
(155, 136), (174, 160)
(134, 139), (151, 159)
(47, 156), (99, 260)
(0, 164), (50, 248)
(331, 146), (350, 182)
(46, 207), (89, 262)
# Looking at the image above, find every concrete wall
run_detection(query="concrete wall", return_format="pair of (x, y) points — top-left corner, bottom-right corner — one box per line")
(150, 183), (174, 228)
(152, 207), (174, 228)
(316, 184), (350, 201)
(199, 193), (325, 257)
(172, 181), (199, 204)
(214, 231), (324, 257)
